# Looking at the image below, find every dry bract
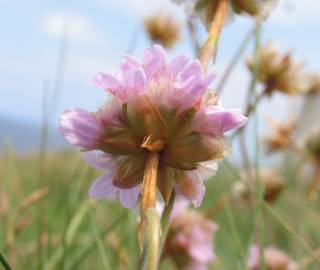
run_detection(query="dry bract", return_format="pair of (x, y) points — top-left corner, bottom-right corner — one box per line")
(247, 43), (307, 96)
(264, 117), (296, 154)
(144, 13), (181, 49)
(306, 73), (320, 95)
(232, 169), (285, 203)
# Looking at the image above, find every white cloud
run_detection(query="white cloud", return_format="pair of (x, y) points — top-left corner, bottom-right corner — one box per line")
(269, 0), (320, 25)
(42, 12), (104, 44)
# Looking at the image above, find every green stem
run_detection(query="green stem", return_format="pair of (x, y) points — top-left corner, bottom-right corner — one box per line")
(0, 250), (12, 270)
(216, 22), (260, 95)
(251, 21), (266, 270)
(141, 209), (160, 270)
(159, 191), (175, 256)
(265, 205), (320, 266)
(224, 205), (248, 269)
(65, 211), (127, 270)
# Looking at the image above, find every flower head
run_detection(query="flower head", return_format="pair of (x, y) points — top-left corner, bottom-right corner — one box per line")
(264, 117), (296, 154)
(232, 169), (285, 204)
(306, 73), (320, 95)
(247, 43), (307, 96)
(163, 200), (218, 270)
(60, 45), (247, 209)
(144, 13), (181, 49)
(248, 245), (297, 270)
(172, 0), (277, 29)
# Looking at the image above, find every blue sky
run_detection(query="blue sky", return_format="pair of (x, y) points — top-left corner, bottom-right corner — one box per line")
(0, 0), (319, 136)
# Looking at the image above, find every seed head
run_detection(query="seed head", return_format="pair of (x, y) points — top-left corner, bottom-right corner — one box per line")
(264, 117), (296, 154)
(144, 13), (181, 49)
(232, 169), (285, 203)
(247, 43), (307, 96)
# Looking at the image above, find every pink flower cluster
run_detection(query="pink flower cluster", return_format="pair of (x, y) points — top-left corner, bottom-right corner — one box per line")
(163, 201), (218, 270)
(60, 45), (247, 209)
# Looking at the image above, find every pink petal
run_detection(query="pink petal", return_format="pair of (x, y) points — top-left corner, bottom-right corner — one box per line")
(189, 243), (214, 263)
(197, 161), (218, 181)
(188, 228), (215, 263)
(180, 60), (202, 80)
(187, 260), (207, 270)
(93, 72), (121, 90)
(82, 151), (115, 171)
(168, 54), (189, 76)
(247, 245), (260, 270)
(118, 185), (141, 208)
(191, 181), (205, 208)
(89, 173), (117, 199)
(143, 45), (167, 79)
(59, 108), (101, 150)
(205, 108), (248, 133)
(121, 55), (141, 69)
(171, 199), (190, 219)
(175, 171), (206, 208)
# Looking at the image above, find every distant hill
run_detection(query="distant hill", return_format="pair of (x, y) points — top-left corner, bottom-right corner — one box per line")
(0, 115), (68, 153)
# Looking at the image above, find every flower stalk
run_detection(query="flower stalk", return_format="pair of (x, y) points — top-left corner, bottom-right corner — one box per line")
(308, 165), (320, 201)
(159, 191), (175, 256)
(0, 250), (12, 270)
(140, 149), (159, 248)
(199, 0), (228, 70)
(141, 209), (161, 270)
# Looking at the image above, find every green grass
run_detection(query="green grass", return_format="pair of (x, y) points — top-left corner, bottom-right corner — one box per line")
(0, 148), (320, 269)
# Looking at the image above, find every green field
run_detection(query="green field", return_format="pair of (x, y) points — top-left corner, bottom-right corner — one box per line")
(1, 146), (319, 269)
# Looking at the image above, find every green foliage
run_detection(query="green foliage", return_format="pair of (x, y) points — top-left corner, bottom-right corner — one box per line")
(0, 148), (320, 269)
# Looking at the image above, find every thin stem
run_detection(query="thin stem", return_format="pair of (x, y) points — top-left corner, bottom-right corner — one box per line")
(198, 0), (228, 70)
(187, 16), (201, 56)
(239, 129), (252, 180)
(0, 250), (12, 270)
(308, 165), (320, 201)
(141, 209), (160, 270)
(231, 85), (266, 141)
(64, 212), (127, 270)
(140, 152), (159, 247)
(159, 191), (175, 256)
(224, 205), (248, 269)
(265, 204), (320, 266)
(251, 22), (266, 270)
(216, 22), (260, 95)
(37, 81), (50, 270)
(245, 90), (265, 117)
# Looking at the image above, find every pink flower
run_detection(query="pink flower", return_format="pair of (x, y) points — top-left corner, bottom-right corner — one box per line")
(59, 45), (247, 209)
(163, 201), (218, 270)
(248, 245), (297, 270)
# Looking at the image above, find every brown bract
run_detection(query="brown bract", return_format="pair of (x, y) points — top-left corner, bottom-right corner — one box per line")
(95, 95), (225, 204)
(232, 169), (285, 203)
(264, 117), (296, 154)
(144, 13), (181, 49)
(200, 0), (276, 29)
(247, 43), (307, 96)
(306, 73), (320, 95)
